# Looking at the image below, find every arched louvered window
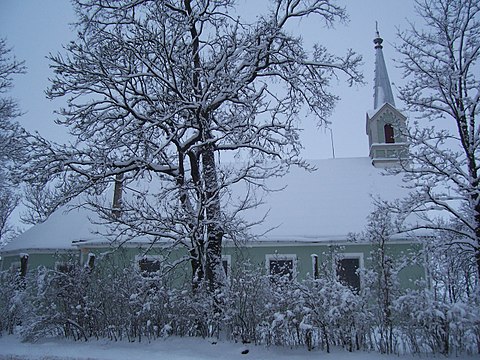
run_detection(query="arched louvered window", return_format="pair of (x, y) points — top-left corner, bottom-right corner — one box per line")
(384, 123), (395, 143)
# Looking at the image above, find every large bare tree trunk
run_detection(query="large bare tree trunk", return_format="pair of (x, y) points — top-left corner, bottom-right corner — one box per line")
(32, 0), (361, 296)
(202, 145), (224, 291)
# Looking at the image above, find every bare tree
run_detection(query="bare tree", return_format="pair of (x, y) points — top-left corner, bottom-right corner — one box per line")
(22, 0), (362, 290)
(0, 39), (25, 245)
(395, 0), (480, 280)
(0, 180), (19, 245)
(350, 203), (406, 354)
(0, 39), (25, 153)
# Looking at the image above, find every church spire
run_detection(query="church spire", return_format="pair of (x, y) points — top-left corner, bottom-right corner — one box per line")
(373, 26), (395, 109)
(366, 25), (407, 168)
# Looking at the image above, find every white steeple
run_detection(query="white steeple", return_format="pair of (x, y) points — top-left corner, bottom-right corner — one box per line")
(373, 28), (395, 109)
(366, 27), (407, 168)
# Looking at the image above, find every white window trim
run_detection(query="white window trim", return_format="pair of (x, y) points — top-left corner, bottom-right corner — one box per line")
(135, 254), (163, 273)
(265, 253), (297, 279)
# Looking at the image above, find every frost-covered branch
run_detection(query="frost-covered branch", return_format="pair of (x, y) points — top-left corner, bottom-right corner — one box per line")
(396, 0), (480, 279)
(24, 0), (362, 289)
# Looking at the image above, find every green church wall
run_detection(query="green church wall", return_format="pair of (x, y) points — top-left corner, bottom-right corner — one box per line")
(1, 241), (425, 291)
(0, 251), (79, 273)
(222, 241), (424, 289)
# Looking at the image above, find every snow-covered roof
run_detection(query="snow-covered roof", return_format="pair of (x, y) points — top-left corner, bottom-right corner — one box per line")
(0, 202), (103, 254)
(1, 156), (414, 253)
(245, 157), (407, 242)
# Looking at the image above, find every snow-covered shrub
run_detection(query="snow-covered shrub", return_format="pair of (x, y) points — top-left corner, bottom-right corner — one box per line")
(301, 277), (364, 352)
(350, 205), (413, 354)
(235, 271), (365, 352)
(394, 232), (480, 356)
(165, 283), (224, 338)
(81, 253), (178, 342)
(258, 275), (305, 347)
(222, 261), (270, 344)
(0, 270), (27, 335)
(122, 274), (172, 341)
(395, 286), (480, 355)
(359, 249), (410, 354)
(4, 246), (477, 354)
(3, 259), (366, 351)
(18, 265), (94, 342)
(447, 297), (480, 354)
(17, 253), (158, 342)
(395, 288), (450, 354)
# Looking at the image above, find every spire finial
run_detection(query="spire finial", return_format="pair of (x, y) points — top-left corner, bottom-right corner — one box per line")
(374, 22), (383, 49)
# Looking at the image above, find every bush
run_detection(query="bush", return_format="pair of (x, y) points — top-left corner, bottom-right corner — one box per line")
(0, 270), (27, 335)
(0, 258), (478, 355)
(395, 288), (480, 355)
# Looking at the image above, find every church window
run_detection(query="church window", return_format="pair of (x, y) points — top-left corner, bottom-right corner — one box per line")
(86, 253), (95, 270)
(266, 254), (296, 280)
(137, 255), (162, 274)
(222, 255), (231, 280)
(336, 254), (362, 292)
(55, 261), (75, 273)
(9, 261), (21, 274)
(19, 254), (29, 277)
(311, 254), (319, 279)
(384, 124), (395, 143)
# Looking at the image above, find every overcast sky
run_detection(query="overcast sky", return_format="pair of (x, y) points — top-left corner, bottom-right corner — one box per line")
(0, 0), (421, 160)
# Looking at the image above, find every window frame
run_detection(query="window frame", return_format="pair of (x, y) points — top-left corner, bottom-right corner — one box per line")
(9, 261), (21, 274)
(311, 254), (319, 279)
(54, 261), (76, 273)
(136, 255), (163, 275)
(336, 253), (363, 292)
(221, 254), (231, 280)
(265, 253), (297, 280)
(384, 123), (395, 143)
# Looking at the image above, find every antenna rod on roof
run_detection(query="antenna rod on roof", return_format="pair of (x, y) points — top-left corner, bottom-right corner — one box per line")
(329, 128), (335, 159)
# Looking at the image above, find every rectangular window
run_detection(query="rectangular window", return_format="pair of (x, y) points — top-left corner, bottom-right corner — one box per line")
(336, 254), (362, 292)
(221, 255), (231, 280)
(55, 261), (75, 273)
(86, 253), (95, 270)
(137, 255), (162, 274)
(311, 254), (319, 279)
(9, 261), (20, 274)
(384, 123), (395, 143)
(19, 254), (29, 277)
(266, 254), (297, 280)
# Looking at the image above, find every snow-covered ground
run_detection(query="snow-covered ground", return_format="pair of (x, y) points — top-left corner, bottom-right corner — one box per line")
(0, 335), (477, 360)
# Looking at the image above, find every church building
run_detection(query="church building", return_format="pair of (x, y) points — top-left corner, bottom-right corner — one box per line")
(0, 33), (425, 290)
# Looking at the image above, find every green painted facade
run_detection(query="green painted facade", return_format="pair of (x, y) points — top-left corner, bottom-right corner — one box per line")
(2, 240), (425, 290)
(0, 251), (79, 273)
(223, 241), (424, 289)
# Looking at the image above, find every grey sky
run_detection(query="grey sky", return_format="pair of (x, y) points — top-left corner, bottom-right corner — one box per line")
(0, 0), (420, 160)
